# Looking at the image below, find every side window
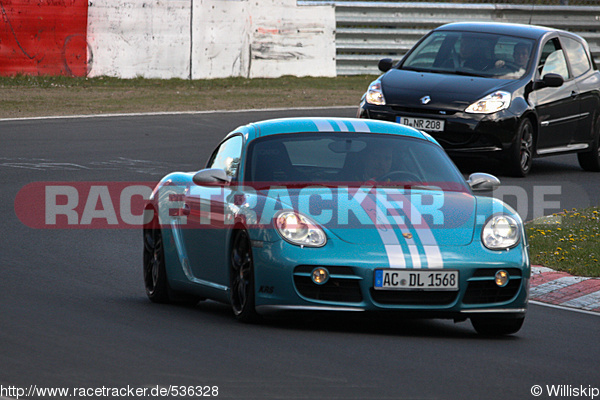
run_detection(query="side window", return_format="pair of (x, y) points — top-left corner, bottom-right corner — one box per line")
(539, 39), (569, 80)
(404, 32), (447, 68)
(541, 50), (569, 80)
(207, 135), (243, 178)
(562, 37), (591, 77)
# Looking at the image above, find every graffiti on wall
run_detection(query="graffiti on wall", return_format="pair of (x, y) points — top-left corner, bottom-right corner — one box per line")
(0, 0), (89, 76)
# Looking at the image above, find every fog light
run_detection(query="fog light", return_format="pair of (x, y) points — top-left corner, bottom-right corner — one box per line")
(495, 270), (509, 287)
(312, 267), (329, 285)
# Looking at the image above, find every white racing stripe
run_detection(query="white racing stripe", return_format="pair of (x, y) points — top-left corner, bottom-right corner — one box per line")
(360, 190), (405, 268)
(384, 244), (406, 268)
(349, 119), (371, 132)
(406, 242), (422, 269)
(313, 119), (334, 132)
(373, 202), (405, 268)
(405, 194), (443, 269)
(333, 119), (349, 132)
(378, 189), (422, 268)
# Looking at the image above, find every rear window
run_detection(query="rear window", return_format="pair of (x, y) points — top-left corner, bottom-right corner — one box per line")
(562, 37), (591, 77)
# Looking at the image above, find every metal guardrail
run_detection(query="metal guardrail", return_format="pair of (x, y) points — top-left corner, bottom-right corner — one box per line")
(300, 1), (600, 75)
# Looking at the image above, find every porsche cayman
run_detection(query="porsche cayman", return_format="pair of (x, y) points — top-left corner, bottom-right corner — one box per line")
(143, 117), (530, 335)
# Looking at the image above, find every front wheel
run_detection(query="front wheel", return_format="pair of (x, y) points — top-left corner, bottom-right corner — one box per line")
(230, 230), (259, 323)
(143, 226), (171, 303)
(143, 224), (203, 305)
(470, 316), (525, 336)
(507, 118), (534, 177)
(577, 115), (600, 172)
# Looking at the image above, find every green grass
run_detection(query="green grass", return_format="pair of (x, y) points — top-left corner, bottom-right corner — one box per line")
(0, 75), (378, 119)
(526, 207), (600, 277)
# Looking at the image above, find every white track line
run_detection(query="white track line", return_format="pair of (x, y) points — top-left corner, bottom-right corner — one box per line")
(530, 300), (600, 316)
(0, 106), (357, 123)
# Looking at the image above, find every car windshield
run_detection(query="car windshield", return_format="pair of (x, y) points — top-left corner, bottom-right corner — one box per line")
(244, 132), (469, 192)
(401, 31), (536, 79)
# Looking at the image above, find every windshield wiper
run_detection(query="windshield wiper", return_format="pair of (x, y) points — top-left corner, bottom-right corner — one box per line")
(451, 70), (489, 78)
(402, 66), (447, 74)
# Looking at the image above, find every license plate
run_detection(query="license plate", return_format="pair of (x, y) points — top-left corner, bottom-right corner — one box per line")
(397, 116), (444, 132)
(374, 269), (459, 291)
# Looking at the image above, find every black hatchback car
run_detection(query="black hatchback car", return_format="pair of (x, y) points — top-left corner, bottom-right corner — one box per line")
(357, 22), (600, 176)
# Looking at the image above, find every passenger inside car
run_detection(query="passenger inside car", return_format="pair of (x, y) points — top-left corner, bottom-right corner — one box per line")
(457, 35), (493, 71)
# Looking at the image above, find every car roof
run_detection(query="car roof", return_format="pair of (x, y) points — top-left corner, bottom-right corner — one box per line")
(229, 117), (438, 144)
(435, 22), (562, 40)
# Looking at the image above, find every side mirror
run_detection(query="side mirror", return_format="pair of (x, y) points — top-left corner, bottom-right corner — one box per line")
(467, 173), (501, 192)
(533, 73), (564, 90)
(378, 58), (394, 72)
(193, 168), (231, 186)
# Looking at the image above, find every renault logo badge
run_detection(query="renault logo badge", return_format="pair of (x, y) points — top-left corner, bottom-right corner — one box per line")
(420, 96), (431, 105)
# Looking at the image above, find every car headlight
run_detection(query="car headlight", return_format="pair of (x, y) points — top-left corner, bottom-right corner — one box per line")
(482, 215), (520, 250)
(275, 211), (326, 247)
(365, 81), (386, 106)
(465, 91), (511, 114)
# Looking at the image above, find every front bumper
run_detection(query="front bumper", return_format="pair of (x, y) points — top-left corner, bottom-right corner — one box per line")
(358, 102), (521, 158)
(252, 238), (530, 318)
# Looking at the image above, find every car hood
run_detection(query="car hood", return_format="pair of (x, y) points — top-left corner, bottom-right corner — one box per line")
(381, 69), (513, 112)
(256, 187), (477, 247)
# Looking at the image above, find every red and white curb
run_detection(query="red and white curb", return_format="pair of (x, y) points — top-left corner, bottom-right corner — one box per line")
(531, 266), (600, 313)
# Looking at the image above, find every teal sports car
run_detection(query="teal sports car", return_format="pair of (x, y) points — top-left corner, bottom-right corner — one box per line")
(143, 117), (530, 335)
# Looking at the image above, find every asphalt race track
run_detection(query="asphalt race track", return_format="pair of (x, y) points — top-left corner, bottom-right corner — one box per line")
(1, 108), (599, 400)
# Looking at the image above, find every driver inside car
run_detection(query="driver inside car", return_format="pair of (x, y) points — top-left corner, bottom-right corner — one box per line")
(495, 42), (531, 73)
(356, 144), (394, 182)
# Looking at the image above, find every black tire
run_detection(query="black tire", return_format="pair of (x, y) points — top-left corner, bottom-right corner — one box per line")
(230, 230), (259, 323)
(471, 316), (525, 336)
(143, 224), (202, 305)
(143, 226), (171, 303)
(507, 118), (534, 177)
(577, 115), (600, 172)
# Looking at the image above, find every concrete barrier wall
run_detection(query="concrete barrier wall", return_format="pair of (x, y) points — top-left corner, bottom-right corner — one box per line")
(192, 0), (336, 79)
(0, 0), (88, 76)
(245, 0), (336, 78)
(192, 0), (251, 79)
(87, 0), (335, 79)
(1, 0), (334, 78)
(87, 0), (192, 79)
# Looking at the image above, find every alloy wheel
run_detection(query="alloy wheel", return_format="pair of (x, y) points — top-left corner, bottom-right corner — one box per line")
(143, 226), (170, 303)
(231, 231), (252, 315)
(230, 230), (258, 322)
(520, 122), (533, 173)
